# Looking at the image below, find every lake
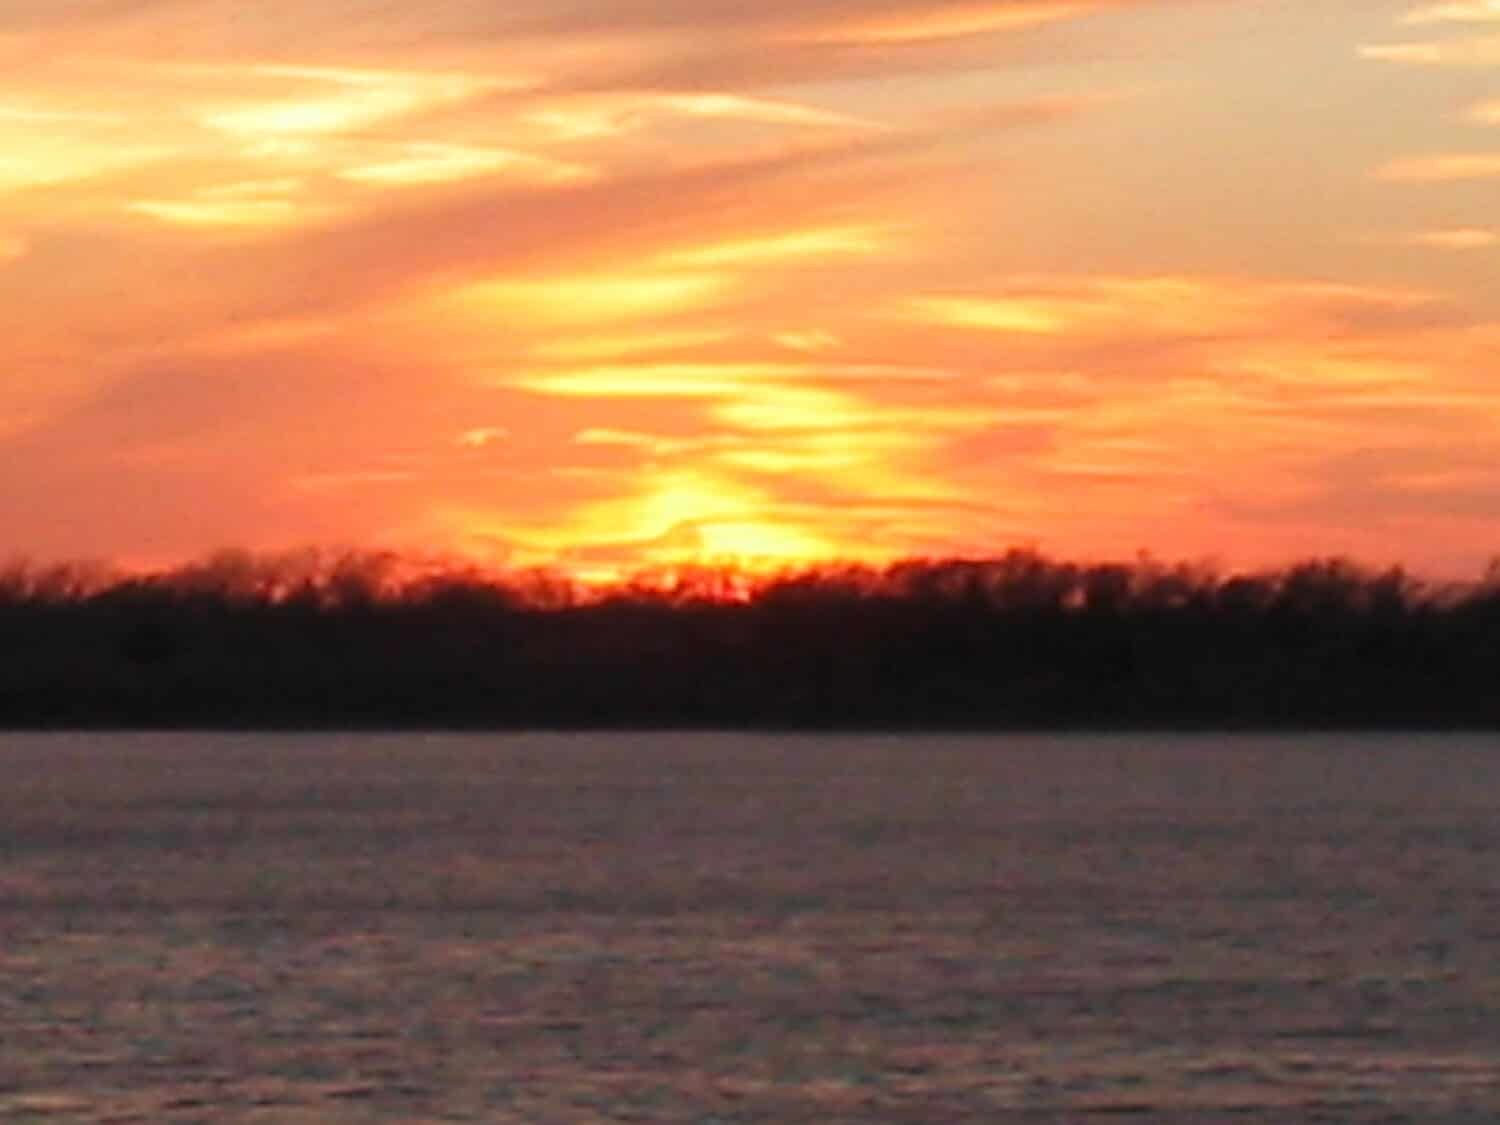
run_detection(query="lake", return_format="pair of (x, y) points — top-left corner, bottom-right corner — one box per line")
(1, 732), (1498, 1121)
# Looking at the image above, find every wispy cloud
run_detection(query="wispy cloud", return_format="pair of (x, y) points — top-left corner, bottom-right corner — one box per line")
(794, 1), (1110, 45)
(1358, 36), (1500, 65)
(1378, 152), (1500, 179)
(1402, 1), (1500, 24)
(338, 142), (590, 187)
(1389, 227), (1498, 249)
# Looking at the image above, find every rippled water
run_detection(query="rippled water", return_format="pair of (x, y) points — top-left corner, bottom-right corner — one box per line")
(2, 731), (1499, 1121)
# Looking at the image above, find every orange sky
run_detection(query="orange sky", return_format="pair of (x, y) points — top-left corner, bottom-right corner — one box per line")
(1, 0), (1497, 577)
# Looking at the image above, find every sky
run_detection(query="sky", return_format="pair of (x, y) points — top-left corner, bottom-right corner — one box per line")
(0, 0), (1497, 578)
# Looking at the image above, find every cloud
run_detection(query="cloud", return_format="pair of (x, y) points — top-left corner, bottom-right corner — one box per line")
(1402, 1), (1500, 24)
(1391, 227), (1498, 249)
(0, 133), (169, 192)
(0, 0), (1160, 60)
(1378, 152), (1500, 180)
(901, 277), (1443, 341)
(793, 1), (1110, 45)
(126, 198), (312, 228)
(659, 225), (894, 267)
(534, 328), (732, 362)
(1358, 36), (1500, 65)
(338, 142), (590, 187)
(456, 426), (508, 448)
(650, 93), (881, 130)
(199, 71), (487, 140)
(774, 330), (841, 353)
(185, 128), (937, 330)
(457, 273), (732, 327)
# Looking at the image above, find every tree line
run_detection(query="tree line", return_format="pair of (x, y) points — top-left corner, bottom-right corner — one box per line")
(2, 549), (1498, 729)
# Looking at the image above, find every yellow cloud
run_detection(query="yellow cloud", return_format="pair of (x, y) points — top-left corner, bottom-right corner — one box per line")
(905, 295), (1072, 334)
(0, 102), (124, 125)
(515, 361), (949, 401)
(339, 143), (590, 187)
(712, 385), (871, 431)
(125, 198), (309, 227)
(696, 519), (835, 564)
(902, 277), (1371, 338)
(522, 106), (631, 142)
(1224, 351), (1433, 387)
(652, 93), (880, 130)
(0, 135), (168, 191)
(199, 67), (498, 140)
(534, 329), (733, 361)
(573, 428), (672, 449)
(1359, 36), (1500, 65)
(1378, 153), (1500, 180)
(799, 1), (1106, 44)
(514, 90), (878, 149)
(457, 427), (509, 449)
(1402, 1), (1500, 23)
(660, 225), (892, 267)
(773, 330), (841, 353)
(1398, 228), (1498, 249)
(125, 176), (317, 228)
(548, 466), (836, 567)
(900, 279), (1266, 339)
(515, 363), (795, 398)
(458, 273), (730, 326)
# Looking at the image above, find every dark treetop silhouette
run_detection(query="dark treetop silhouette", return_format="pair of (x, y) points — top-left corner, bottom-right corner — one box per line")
(2, 549), (1498, 729)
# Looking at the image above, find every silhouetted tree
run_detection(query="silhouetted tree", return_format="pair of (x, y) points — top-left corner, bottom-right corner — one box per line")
(0, 549), (1497, 729)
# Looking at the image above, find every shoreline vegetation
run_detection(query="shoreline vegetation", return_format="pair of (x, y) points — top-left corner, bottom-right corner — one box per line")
(2, 549), (1498, 731)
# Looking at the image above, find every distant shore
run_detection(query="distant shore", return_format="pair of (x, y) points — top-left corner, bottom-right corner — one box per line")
(4, 550), (1498, 731)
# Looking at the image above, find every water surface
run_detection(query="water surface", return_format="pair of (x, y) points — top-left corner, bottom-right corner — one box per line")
(2, 732), (1498, 1121)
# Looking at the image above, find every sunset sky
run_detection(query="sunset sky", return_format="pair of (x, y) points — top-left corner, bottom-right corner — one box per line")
(1, 0), (1497, 577)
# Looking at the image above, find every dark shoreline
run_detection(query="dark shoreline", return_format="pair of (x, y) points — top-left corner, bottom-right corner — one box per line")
(5, 551), (1498, 731)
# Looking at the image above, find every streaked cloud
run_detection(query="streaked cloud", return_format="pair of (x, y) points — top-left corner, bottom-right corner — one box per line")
(1358, 37), (1500, 66)
(1378, 152), (1500, 180)
(652, 93), (880, 130)
(773, 330), (841, 353)
(903, 278), (1439, 340)
(126, 198), (310, 228)
(338, 143), (591, 187)
(1402, 2), (1500, 24)
(0, 135), (168, 191)
(534, 329), (733, 362)
(456, 273), (732, 325)
(795, 1), (1108, 45)
(197, 67), (506, 141)
(456, 426), (508, 448)
(905, 295), (1070, 334)
(1390, 227), (1498, 249)
(660, 225), (893, 267)
(126, 176), (317, 228)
